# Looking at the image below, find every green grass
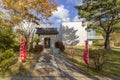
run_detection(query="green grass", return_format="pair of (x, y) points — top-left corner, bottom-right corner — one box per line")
(102, 48), (120, 76)
(63, 46), (120, 77)
(0, 52), (42, 77)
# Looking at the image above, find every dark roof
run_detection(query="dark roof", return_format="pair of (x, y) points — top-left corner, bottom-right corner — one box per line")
(36, 28), (58, 35)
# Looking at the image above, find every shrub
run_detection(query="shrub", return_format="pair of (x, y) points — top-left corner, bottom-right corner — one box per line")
(89, 49), (108, 71)
(12, 40), (20, 52)
(3, 49), (14, 59)
(0, 26), (15, 52)
(33, 36), (40, 44)
(116, 43), (120, 46)
(0, 58), (16, 71)
(35, 45), (44, 52)
(93, 40), (104, 47)
(55, 41), (65, 52)
(0, 49), (15, 63)
(30, 44), (44, 53)
(0, 49), (16, 71)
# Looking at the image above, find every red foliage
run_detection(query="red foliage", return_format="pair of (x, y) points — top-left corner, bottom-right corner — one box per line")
(55, 41), (65, 52)
(35, 45), (44, 52)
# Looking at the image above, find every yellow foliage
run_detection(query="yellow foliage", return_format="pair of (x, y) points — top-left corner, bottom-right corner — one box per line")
(0, 0), (57, 26)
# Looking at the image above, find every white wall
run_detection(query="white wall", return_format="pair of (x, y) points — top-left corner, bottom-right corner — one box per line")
(39, 35), (57, 48)
(57, 22), (87, 46)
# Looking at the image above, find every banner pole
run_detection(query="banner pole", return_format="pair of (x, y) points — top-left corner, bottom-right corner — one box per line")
(87, 30), (89, 71)
(19, 36), (22, 62)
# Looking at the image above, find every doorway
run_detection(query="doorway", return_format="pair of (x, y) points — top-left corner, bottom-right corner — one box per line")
(44, 38), (51, 48)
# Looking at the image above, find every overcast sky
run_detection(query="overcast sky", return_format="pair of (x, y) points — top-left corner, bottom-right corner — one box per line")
(49, 0), (82, 27)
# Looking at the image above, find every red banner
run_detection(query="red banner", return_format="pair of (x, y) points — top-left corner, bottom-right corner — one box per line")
(83, 40), (89, 64)
(20, 37), (27, 61)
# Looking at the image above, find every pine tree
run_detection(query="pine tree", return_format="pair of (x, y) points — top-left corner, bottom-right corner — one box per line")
(76, 0), (120, 49)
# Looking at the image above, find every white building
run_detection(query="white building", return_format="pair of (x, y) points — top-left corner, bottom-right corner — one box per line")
(57, 22), (103, 46)
(36, 22), (103, 53)
(36, 28), (59, 53)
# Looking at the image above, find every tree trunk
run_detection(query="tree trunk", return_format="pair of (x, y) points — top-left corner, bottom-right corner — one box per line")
(104, 32), (111, 49)
(27, 37), (31, 52)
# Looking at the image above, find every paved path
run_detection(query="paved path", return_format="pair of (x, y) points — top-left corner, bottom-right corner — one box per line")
(30, 53), (104, 80)
(1, 53), (119, 80)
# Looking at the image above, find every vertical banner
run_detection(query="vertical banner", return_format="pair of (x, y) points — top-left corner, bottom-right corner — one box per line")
(20, 37), (27, 61)
(83, 40), (89, 64)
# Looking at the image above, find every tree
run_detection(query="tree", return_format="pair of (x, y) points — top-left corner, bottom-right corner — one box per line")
(0, 25), (14, 52)
(0, 0), (57, 26)
(75, 0), (120, 49)
(16, 20), (37, 52)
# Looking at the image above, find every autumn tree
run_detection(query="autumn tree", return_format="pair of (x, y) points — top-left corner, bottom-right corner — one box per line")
(0, 0), (57, 53)
(76, 0), (120, 49)
(0, 0), (57, 26)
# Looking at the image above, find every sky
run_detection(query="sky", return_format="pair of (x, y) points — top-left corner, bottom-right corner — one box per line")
(0, 0), (82, 28)
(49, 0), (82, 27)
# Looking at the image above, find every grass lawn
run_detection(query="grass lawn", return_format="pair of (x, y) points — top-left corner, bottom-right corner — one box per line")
(63, 46), (120, 77)
(0, 52), (41, 77)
